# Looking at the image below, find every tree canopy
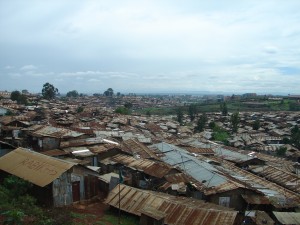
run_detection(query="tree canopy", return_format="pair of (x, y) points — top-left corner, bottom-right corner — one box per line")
(104, 88), (114, 97)
(230, 112), (240, 133)
(66, 90), (79, 98)
(10, 90), (27, 105)
(42, 82), (58, 100)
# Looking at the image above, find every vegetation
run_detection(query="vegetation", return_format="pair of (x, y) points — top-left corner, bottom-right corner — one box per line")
(212, 125), (229, 144)
(194, 113), (207, 133)
(104, 88), (114, 97)
(188, 104), (197, 121)
(220, 102), (228, 116)
(230, 112), (240, 133)
(276, 146), (287, 157)
(291, 125), (300, 149)
(10, 90), (28, 105)
(42, 82), (58, 100)
(0, 175), (53, 225)
(115, 106), (130, 115)
(66, 90), (79, 98)
(77, 106), (84, 113)
(176, 107), (183, 125)
(252, 119), (260, 130)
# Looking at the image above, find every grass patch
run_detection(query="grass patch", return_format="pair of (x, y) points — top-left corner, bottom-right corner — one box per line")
(99, 210), (139, 225)
(70, 212), (96, 219)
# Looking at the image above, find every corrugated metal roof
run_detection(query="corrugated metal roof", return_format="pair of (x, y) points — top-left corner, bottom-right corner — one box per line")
(241, 194), (271, 205)
(60, 137), (106, 148)
(218, 159), (300, 208)
(273, 212), (300, 224)
(105, 184), (237, 225)
(150, 143), (229, 188)
(27, 125), (84, 138)
(251, 165), (300, 193)
(0, 147), (75, 187)
(121, 139), (157, 159)
(110, 154), (172, 178)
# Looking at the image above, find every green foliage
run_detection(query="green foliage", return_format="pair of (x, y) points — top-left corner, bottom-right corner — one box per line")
(146, 110), (151, 117)
(104, 88), (114, 97)
(42, 82), (58, 100)
(252, 119), (260, 130)
(0, 176), (52, 224)
(212, 125), (229, 144)
(209, 121), (216, 129)
(124, 102), (133, 109)
(194, 113), (207, 133)
(220, 102), (228, 116)
(230, 112), (240, 133)
(1, 209), (25, 225)
(176, 107), (183, 125)
(188, 104), (197, 121)
(11, 90), (28, 105)
(66, 90), (79, 98)
(276, 146), (287, 157)
(5, 110), (14, 116)
(289, 101), (300, 111)
(115, 106), (130, 115)
(291, 125), (300, 149)
(77, 106), (84, 113)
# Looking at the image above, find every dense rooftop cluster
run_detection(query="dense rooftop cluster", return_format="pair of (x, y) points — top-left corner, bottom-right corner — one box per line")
(0, 91), (300, 225)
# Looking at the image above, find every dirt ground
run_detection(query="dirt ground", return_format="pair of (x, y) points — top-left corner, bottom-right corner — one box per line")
(70, 200), (113, 225)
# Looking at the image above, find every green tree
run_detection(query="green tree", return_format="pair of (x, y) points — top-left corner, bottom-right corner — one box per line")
(77, 106), (84, 113)
(124, 102), (133, 109)
(194, 113), (207, 133)
(289, 101), (300, 111)
(42, 82), (58, 100)
(230, 112), (240, 133)
(188, 104), (197, 121)
(104, 88), (114, 97)
(209, 121), (216, 129)
(252, 119), (260, 130)
(115, 106), (130, 115)
(220, 102), (228, 116)
(212, 125), (229, 144)
(66, 90), (79, 98)
(10, 91), (27, 105)
(276, 146), (287, 157)
(291, 125), (300, 149)
(176, 107), (183, 125)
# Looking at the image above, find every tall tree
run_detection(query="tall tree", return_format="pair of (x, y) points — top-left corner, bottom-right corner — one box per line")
(230, 112), (240, 133)
(188, 104), (197, 121)
(252, 119), (260, 130)
(291, 125), (300, 149)
(104, 88), (114, 97)
(11, 91), (27, 105)
(195, 113), (207, 133)
(42, 82), (58, 100)
(66, 90), (79, 98)
(176, 107), (183, 125)
(220, 102), (228, 116)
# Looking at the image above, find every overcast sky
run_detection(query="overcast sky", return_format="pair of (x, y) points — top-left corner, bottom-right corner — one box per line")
(1, 0), (300, 95)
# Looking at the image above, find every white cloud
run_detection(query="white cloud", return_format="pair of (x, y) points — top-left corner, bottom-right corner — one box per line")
(20, 65), (38, 71)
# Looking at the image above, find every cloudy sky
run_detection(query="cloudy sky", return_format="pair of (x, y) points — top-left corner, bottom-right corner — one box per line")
(1, 0), (300, 95)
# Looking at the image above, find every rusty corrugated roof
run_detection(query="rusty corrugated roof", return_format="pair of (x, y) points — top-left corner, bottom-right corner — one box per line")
(105, 184), (238, 225)
(251, 165), (300, 193)
(241, 194), (271, 205)
(60, 137), (106, 148)
(121, 139), (157, 159)
(0, 147), (76, 187)
(27, 125), (84, 139)
(110, 154), (172, 178)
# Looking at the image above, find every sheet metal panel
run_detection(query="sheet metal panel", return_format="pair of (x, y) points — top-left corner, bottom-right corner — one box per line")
(105, 184), (237, 225)
(273, 212), (300, 224)
(0, 147), (75, 187)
